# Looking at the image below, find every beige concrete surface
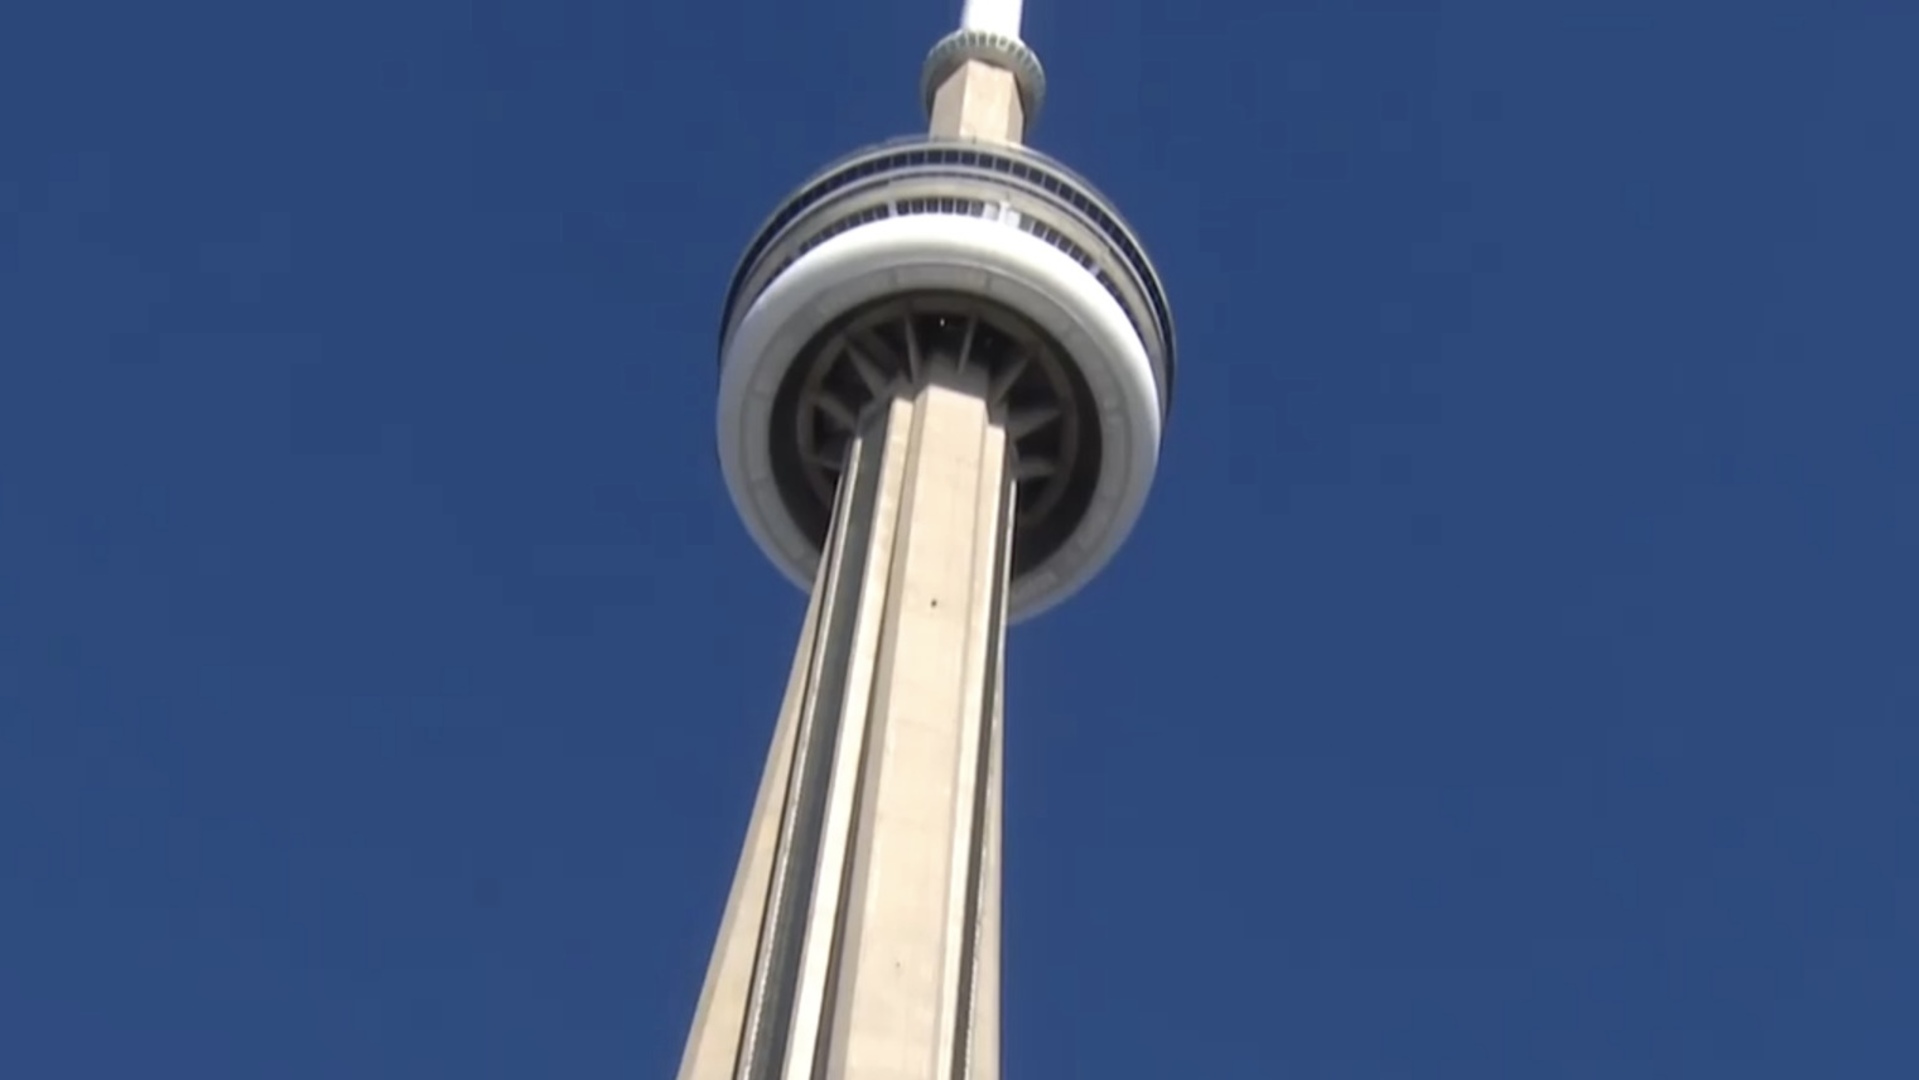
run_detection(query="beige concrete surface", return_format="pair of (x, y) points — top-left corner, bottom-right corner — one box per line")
(678, 364), (1013, 1080)
(675, 566), (826, 1080)
(928, 60), (1026, 145)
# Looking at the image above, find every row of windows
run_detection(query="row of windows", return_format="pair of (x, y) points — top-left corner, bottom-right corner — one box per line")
(745, 185), (1147, 374)
(723, 142), (1175, 390)
(793, 203), (891, 260)
(760, 194), (997, 291)
(1018, 217), (1095, 272)
(897, 195), (990, 217)
(1015, 218), (1137, 334)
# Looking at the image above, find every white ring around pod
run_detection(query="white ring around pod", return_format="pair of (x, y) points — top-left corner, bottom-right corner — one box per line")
(717, 214), (1163, 620)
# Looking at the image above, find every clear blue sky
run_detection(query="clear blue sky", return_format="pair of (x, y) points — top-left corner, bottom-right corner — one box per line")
(3, 1), (1914, 1076)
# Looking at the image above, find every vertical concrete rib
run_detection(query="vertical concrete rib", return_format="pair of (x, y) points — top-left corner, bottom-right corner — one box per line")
(678, 367), (1013, 1080)
(676, 517), (830, 1080)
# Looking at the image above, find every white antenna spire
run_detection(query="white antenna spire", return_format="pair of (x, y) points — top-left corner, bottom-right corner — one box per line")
(959, 0), (1024, 37)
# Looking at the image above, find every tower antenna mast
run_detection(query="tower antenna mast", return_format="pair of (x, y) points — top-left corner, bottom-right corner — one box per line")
(960, 0), (1023, 34)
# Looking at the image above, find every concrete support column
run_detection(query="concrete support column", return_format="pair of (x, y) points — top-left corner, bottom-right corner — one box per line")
(928, 61), (1026, 144)
(678, 367), (1014, 1080)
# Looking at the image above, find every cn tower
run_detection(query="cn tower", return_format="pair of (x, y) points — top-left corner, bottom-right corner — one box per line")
(682, 0), (1175, 1075)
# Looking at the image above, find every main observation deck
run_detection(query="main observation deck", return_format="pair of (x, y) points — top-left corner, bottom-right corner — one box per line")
(721, 137), (1177, 407)
(715, 135), (1176, 618)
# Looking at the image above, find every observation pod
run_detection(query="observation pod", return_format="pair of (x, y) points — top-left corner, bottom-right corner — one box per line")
(717, 136), (1177, 619)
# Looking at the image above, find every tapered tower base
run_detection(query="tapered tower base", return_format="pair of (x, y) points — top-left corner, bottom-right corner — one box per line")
(680, 365), (1012, 1080)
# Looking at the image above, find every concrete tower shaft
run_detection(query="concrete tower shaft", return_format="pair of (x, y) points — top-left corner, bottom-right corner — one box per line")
(685, 2), (1172, 1076)
(679, 368), (1011, 1080)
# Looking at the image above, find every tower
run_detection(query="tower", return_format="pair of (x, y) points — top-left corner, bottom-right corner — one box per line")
(682, 0), (1175, 1076)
